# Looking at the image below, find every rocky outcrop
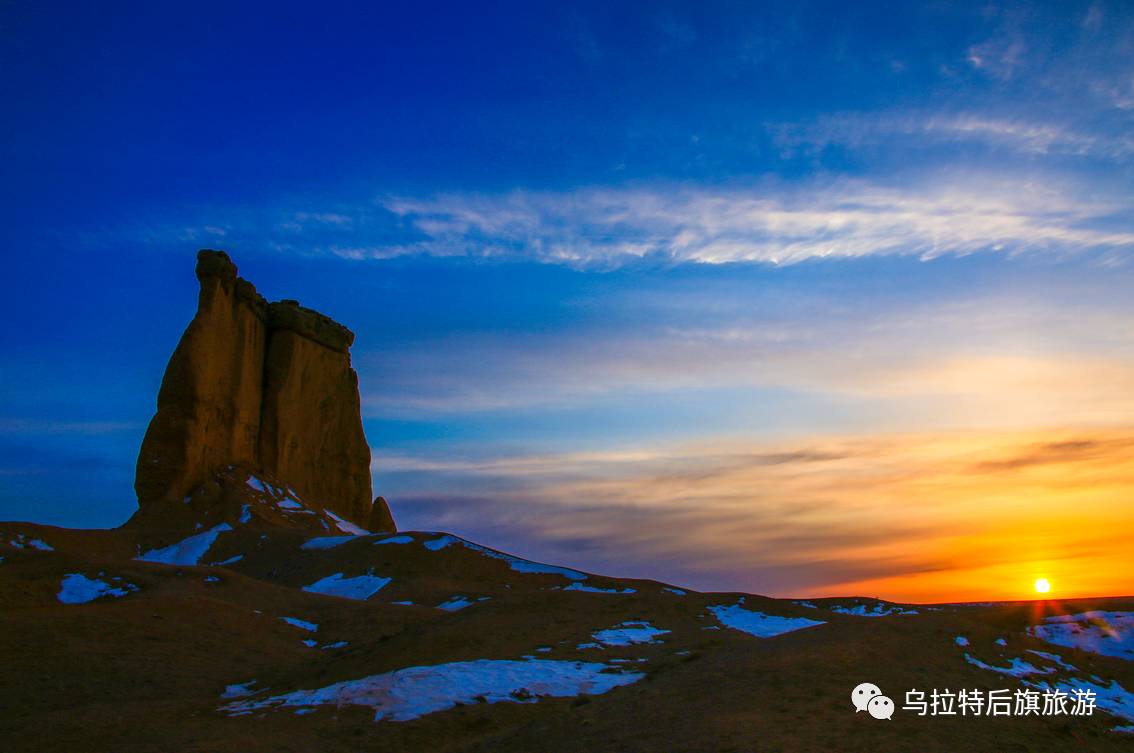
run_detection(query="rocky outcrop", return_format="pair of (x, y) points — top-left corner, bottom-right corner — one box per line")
(368, 496), (397, 534)
(134, 250), (390, 531)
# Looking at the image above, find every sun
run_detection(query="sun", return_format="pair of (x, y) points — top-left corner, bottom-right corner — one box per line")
(1034, 578), (1051, 594)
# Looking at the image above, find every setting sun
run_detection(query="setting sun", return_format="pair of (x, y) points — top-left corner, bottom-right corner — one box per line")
(1034, 578), (1051, 594)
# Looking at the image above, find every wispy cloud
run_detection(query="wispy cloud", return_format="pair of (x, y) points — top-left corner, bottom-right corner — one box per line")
(370, 178), (1133, 269)
(770, 112), (1134, 160)
(117, 170), (1134, 272)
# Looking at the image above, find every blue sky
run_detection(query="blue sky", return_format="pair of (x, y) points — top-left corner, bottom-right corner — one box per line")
(3, 1), (1133, 600)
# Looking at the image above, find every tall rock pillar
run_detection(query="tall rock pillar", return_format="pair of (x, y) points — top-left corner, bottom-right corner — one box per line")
(133, 250), (392, 531)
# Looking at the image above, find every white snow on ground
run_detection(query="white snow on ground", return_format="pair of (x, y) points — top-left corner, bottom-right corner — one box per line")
(212, 554), (243, 565)
(301, 536), (357, 550)
(663, 587), (687, 596)
(438, 597), (474, 611)
(1027, 650), (1078, 671)
(995, 637), (1007, 646)
(375, 535), (414, 545)
(1026, 677), (1134, 725)
(423, 535), (459, 551)
(136, 523), (232, 565)
(219, 659), (643, 722)
(246, 476), (269, 493)
(281, 617), (319, 632)
(592, 621), (670, 646)
(955, 636), (970, 647)
(322, 641), (348, 650)
(438, 596), (490, 611)
(57, 573), (138, 604)
(577, 642), (602, 650)
(1030, 611), (1134, 661)
(709, 603), (826, 637)
(222, 681), (258, 699)
(794, 600), (817, 609)
(278, 498), (305, 510)
(963, 653), (1053, 678)
(324, 510), (370, 536)
(964, 646), (1133, 729)
(302, 639), (318, 647)
(302, 572), (391, 600)
(423, 534), (587, 580)
(7, 533), (54, 551)
(830, 602), (918, 617)
(239, 505), (252, 524)
(563, 583), (636, 594)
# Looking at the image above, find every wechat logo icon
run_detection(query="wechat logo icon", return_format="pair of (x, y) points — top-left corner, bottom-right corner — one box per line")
(853, 683), (895, 720)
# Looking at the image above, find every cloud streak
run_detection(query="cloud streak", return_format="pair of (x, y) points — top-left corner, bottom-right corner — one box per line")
(385, 428), (1134, 601)
(371, 177), (1134, 269)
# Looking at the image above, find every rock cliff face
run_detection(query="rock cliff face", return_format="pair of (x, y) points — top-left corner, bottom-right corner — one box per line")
(134, 250), (394, 532)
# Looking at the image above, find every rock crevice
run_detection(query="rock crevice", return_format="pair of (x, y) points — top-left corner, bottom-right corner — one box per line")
(134, 250), (393, 531)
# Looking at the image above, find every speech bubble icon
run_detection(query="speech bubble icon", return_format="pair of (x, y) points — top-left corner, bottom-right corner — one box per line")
(868, 695), (895, 720)
(852, 683), (882, 712)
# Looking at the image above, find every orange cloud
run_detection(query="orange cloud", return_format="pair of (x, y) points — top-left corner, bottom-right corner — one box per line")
(390, 428), (1134, 602)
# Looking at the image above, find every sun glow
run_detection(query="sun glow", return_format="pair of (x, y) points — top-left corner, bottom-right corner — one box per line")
(1034, 578), (1051, 594)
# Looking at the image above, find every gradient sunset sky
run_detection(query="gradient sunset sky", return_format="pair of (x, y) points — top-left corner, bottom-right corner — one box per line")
(3, 1), (1133, 602)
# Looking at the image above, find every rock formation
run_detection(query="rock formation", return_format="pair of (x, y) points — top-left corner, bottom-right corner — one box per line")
(134, 250), (394, 532)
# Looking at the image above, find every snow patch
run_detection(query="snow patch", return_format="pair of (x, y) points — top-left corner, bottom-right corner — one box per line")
(438, 597), (474, 611)
(324, 509), (370, 536)
(281, 617), (319, 632)
(137, 523), (232, 565)
(563, 583), (636, 594)
(964, 653), (1052, 678)
(830, 602), (918, 617)
(302, 572), (391, 600)
(375, 534), (414, 545)
(423, 534), (587, 580)
(219, 659), (643, 722)
(592, 621), (670, 646)
(57, 573), (137, 604)
(1030, 611), (1134, 661)
(663, 587), (687, 596)
(1026, 677), (1134, 725)
(709, 603), (825, 638)
(301, 536), (356, 551)
(955, 636), (970, 647)
(222, 681), (259, 699)
(212, 554), (243, 566)
(1026, 649), (1078, 672)
(8, 533), (54, 551)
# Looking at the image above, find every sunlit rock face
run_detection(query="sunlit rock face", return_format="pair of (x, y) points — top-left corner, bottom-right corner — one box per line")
(133, 250), (387, 532)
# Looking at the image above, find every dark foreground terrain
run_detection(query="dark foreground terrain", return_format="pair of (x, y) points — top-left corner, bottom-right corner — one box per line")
(1, 469), (1131, 753)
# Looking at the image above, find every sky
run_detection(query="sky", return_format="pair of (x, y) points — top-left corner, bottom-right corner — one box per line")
(2, 1), (1133, 602)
